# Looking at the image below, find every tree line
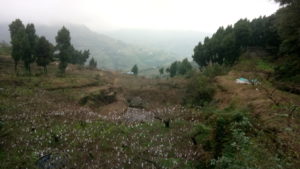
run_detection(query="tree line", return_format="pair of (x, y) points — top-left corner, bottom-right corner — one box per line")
(166, 58), (193, 77)
(9, 19), (97, 74)
(193, 16), (279, 67)
(192, 0), (300, 82)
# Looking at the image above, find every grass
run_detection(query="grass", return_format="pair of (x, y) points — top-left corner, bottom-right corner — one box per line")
(0, 55), (299, 168)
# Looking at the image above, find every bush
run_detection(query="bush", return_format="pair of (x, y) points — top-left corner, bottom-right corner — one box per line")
(202, 64), (229, 79)
(275, 56), (300, 83)
(197, 106), (289, 169)
(184, 74), (215, 107)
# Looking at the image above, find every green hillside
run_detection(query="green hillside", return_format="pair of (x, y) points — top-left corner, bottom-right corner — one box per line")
(0, 24), (177, 71)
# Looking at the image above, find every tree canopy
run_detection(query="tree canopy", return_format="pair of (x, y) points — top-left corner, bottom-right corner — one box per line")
(9, 19), (28, 72)
(89, 57), (97, 69)
(192, 0), (300, 83)
(131, 64), (138, 75)
(35, 36), (53, 73)
(168, 58), (193, 77)
(193, 16), (280, 68)
(55, 27), (72, 73)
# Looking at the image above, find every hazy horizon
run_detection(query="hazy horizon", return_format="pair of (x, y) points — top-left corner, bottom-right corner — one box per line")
(0, 0), (279, 33)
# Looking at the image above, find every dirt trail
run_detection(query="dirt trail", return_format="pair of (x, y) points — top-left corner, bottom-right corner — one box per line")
(215, 71), (300, 115)
(214, 71), (273, 114)
(84, 71), (187, 121)
(215, 71), (300, 163)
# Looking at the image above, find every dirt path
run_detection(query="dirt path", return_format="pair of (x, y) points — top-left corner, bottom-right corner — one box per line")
(215, 71), (300, 115)
(214, 71), (273, 115)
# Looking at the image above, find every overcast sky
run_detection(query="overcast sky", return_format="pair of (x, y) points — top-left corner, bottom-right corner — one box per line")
(0, 0), (279, 33)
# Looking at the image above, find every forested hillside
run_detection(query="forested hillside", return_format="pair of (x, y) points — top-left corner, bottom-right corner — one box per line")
(0, 0), (299, 168)
(193, 0), (300, 91)
(0, 23), (177, 70)
(105, 29), (209, 59)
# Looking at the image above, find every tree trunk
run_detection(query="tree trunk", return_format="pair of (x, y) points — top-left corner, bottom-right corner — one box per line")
(28, 64), (31, 74)
(14, 61), (17, 73)
(44, 66), (47, 74)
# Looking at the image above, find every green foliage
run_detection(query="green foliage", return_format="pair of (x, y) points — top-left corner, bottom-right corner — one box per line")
(184, 74), (215, 106)
(197, 107), (289, 169)
(55, 26), (72, 73)
(9, 19), (29, 73)
(275, 56), (300, 83)
(202, 64), (229, 79)
(35, 36), (53, 73)
(184, 64), (228, 107)
(169, 61), (179, 77)
(179, 58), (193, 75)
(193, 16), (280, 67)
(131, 64), (138, 75)
(89, 57), (97, 69)
(272, 1), (300, 83)
(23, 23), (38, 73)
(70, 48), (90, 65)
(234, 19), (251, 49)
(275, 0), (297, 6)
(275, 3), (300, 56)
(55, 26), (90, 71)
(168, 58), (193, 77)
(9, 21), (38, 73)
(159, 67), (164, 75)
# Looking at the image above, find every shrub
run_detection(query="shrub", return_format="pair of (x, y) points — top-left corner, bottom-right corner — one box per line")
(202, 64), (229, 79)
(274, 56), (300, 83)
(184, 74), (215, 107)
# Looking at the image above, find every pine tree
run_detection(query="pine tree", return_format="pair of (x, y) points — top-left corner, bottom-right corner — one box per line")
(9, 19), (27, 73)
(89, 57), (97, 69)
(169, 61), (178, 77)
(131, 64), (138, 75)
(36, 36), (53, 73)
(55, 26), (72, 73)
(159, 68), (164, 75)
(23, 23), (37, 73)
(179, 58), (192, 75)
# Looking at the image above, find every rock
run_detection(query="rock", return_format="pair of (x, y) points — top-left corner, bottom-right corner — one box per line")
(79, 87), (117, 107)
(128, 97), (144, 108)
(122, 108), (154, 123)
(36, 153), (69, 169)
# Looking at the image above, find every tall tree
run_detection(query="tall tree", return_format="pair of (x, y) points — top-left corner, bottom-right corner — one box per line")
(35, 36), (53, 73)
(275, 1), (300, 56)
(131, 64), (138, 75)
(159, 67), (164, 75)
(169, 61), (179, 77)
(89, 57), (97, 69)
(9, 19), (27, 73)
(179, 58), (192, 75)
(273, 0), (300, 81)
(234, 19), (251, 49)
(23, 23), (37, 73)
(55, 26), (72, 73)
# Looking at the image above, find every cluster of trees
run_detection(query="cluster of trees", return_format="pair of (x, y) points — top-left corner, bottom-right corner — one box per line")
(193, 16), (280, 67)
(131, 64), (138, 75)
(89, 58), (97, 69)
(273, 0), (300, 82)
(166, 58), (193, 77)
(193, 0), (300, 82)
(159, 67), (164, 75)
(9, 19), (93, 74)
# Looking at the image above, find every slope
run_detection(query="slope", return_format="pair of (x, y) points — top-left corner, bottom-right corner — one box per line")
(0, 23), (177, 70)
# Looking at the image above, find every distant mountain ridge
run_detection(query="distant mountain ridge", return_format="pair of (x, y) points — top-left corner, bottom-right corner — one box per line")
(104, 29), (210, 59)
(0, 23), (177, 70)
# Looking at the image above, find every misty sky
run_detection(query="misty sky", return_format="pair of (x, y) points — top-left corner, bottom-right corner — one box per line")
(0, 0), (279, 33)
